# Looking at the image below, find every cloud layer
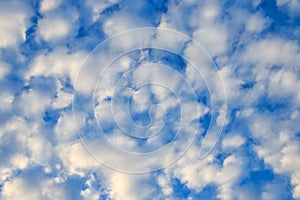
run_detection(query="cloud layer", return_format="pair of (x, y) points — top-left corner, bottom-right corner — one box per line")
(0, 0), (299, 199)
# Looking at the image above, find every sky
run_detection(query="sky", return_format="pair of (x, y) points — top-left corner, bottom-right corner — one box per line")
(0, 0), (300, 199)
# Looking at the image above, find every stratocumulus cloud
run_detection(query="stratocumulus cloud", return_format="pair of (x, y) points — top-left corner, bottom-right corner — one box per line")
(0, 0), (299, 200)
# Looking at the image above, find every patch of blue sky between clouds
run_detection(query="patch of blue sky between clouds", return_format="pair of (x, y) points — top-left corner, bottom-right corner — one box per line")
(0, 0), (300, 200)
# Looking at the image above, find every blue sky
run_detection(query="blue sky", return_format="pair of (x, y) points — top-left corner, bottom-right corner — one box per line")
(0, 0), (300, 199)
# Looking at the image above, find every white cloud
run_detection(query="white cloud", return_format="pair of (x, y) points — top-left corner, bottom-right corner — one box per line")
(108, 172), (158, 200)
(40, 0), (62, 13)
(56, 142), (99, 176)
(243, 37), (300, 69)
(37, 15), (71, 42)
(193, 24), (228, 56)
(80, 174), (103, 200)
(9, 153), (29, 170)
(246, 13), (270, 33)
(103, 13), (150, 36)
(51, 90), (73, 109)
(200, 3), (220, 21)
(233, 70), (300, 173)
(0, 91), (14, 112)
(2, 177), (40, 200)
(0, 1), (32, 48)
(157, 173), (173, 196)
(219, 66), (244, 102)
(248, 112), (300, 199)
(170, 143), (246, 200)
(13, 88), (52, 120)
(0, 168), (13, 183)
(0, 116), (30, 146)
(187, 1), (228, 57)
(55, 111), (83, 143)
(26, 47), (87, 84)
(1, 0), (299, 199)
(216, 154), (246, 200)
(1, 171), (66, 200)
(268, 69), (300, 100)
(222, 134), (245, 149)
(27, 135), (52, 165)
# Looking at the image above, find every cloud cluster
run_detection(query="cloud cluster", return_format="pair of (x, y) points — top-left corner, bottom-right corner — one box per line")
(0, 0), (299, 200)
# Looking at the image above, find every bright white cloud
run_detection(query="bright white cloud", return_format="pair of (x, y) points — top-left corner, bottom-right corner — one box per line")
(9, 153), (29, 170)
(26, 47), (87, 83)
(37, 15), (71, 42)
(2, 177), (40, 200)
(222, 134), (245, 149)
(0, 1), (32, 48)
(56, 142), (99, 176)
(40, 0), (62, 13)
(243, 37), (300, 68)
(108, 172), (158, 200)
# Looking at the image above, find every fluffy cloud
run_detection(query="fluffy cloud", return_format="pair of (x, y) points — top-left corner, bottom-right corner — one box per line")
(0, 0), (299, 199)
(39, 0), (62, 13)
(242, 37), (300, 68)
(0, 1), (32, 48)
(37, 15), (71, 42)
(25, 47), (87, 83)
(246, 12), (270, 33)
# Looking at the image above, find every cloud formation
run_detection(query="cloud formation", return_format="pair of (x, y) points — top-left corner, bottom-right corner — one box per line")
(0, 0), (299, 200)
